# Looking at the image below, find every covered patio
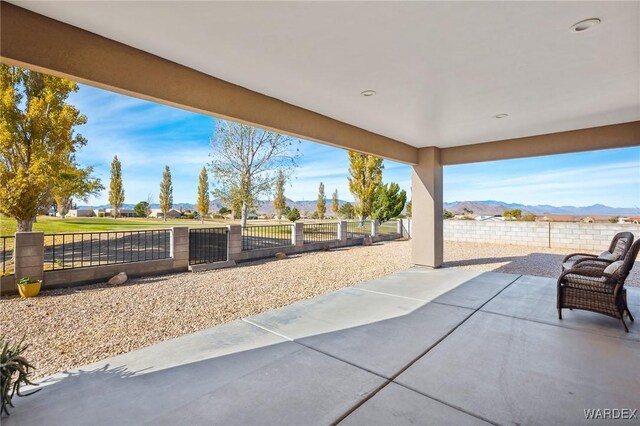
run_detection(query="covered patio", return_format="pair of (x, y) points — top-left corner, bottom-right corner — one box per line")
(7, 267), (639, 425)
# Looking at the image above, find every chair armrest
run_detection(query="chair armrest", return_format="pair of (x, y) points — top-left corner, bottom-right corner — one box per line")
(562, 253), (597, 263)
(559, 266), (615, 283)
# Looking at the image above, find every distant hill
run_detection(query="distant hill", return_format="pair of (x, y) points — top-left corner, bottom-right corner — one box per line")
(443, 200), (639, 217)
(79, 199), (638, 217)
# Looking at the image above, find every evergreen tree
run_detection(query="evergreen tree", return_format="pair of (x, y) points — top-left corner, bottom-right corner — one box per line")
(196, 166), (210, 223)
(372, 182), (407, 222)
(159, 165), (173, 222)
(316, 182), (326, 220)
(274, 170), (286, 222)
(331, 189), (339, 218)
(108, 155), (125, 219)
(347, 151), (384, 220)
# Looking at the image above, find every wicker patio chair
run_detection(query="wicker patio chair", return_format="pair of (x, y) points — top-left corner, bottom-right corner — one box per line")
(557, 239), (640, 332)
(562, 232), (634, 271)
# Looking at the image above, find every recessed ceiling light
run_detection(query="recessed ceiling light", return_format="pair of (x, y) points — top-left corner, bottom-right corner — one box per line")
(570, 18), (601, 33)
(494, 113), (509, 119)
(361, 90), (376, 97)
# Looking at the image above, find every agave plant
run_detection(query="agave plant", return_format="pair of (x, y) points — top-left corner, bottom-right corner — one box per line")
(1, 336), (39, 416)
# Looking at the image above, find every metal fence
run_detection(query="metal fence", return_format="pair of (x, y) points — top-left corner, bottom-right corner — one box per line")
(346, 221), (371, 239)
(1, 236), (14, 276)
(303, 222), (339, 244)
(189, 227), (228, 265)
(242, 225), (292, 251)
(44, 230), (171, 270)
(379, 220), (399, 235)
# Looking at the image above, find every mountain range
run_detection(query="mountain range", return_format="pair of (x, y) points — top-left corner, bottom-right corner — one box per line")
(79, 199), (639, 217)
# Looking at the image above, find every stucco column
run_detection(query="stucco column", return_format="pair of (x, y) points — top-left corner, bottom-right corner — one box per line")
(170, 227), (189, 270)
(227, 225), (243, 261)
(338, 221), (348, 242)
(371, 220), (380, 237)
(292, 223), (304, 247)
(411, 147), (443, 267)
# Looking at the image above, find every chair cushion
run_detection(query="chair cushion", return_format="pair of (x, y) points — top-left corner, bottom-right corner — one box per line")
(604, 260), (624, 275)
(562, 261), (574, 270)
(598, 251), (618, 261)
(612, 240), (627, 257)
(563, 274), (613, 293)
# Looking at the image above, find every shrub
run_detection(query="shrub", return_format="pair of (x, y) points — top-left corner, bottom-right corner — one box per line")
(1, 336), (40, 416)
(287, 208), (301, 222)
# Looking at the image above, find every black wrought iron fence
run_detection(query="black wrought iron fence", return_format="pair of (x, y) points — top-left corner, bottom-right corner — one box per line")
(189, 227), (228, 265)
(303, 222), (339, 244)
(379, 220), (399, 235)
(1, 236), (14, 276)
(242, 225), (292, 251)
(45, 230), (171, 270)
(346, 221), (371, 239)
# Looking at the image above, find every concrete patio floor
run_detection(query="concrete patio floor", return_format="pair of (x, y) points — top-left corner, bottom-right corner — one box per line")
(6, 268), (639, 425)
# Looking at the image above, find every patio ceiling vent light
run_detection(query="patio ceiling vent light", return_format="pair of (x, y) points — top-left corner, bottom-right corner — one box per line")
(361, 90), (376, 97)
(494, 113), (509, 119)
(570, 18), (601, 33)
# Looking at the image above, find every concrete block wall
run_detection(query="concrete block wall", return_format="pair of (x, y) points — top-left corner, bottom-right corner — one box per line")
(442, 220), (640, 250)
(14, 232), (44, 282)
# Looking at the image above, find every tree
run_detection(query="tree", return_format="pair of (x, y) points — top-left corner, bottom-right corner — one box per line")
(338, 202), (355, 219)
(461, 207), (474, 216)
(52, 158), (103, 218)
(521, 213), (537, 222)
(219, 206), (231, 215)
(159, 165), (173, 222)
(209, 120), (300, 227)
(274, 170), (286, 222)
(134, 201), (149, 218)
(331, 189), (339, 218)
(503, 209), (522, 220)
(196, 166), (210, 223)
(145, 193), (154, 217)
(316, 182), (326, 220)
(372, 182), (407, 223)
(347, 151), (384, 220)
(0, 66), (94, 231)
(287, 207), (301, 222)
(406, 200), (412, 217)
(108, 155), (125, 219)
(443, 209), (455, 219)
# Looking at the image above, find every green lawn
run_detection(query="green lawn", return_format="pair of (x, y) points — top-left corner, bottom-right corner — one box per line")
(0, 215), (229, 237)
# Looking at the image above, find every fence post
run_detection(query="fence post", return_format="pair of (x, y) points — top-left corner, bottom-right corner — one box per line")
(170, 227), (189, 271)
(292, 222), (304, 247)
(14, 232), (44, 284)
(397, 219), (403, 236)
(227, 225), (243, 261)
(338, 221), (348, 242)
(371, 220), (380, 237)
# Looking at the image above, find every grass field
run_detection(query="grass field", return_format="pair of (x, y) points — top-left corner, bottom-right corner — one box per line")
(0, 215), (231, 237)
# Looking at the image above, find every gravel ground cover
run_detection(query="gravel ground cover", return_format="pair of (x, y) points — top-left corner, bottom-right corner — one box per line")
(1, 239), (637, 380)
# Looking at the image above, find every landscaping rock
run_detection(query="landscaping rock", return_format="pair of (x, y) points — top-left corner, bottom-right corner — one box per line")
(108, 272), (128, 285)
(275, 252), (288, 260)
(362, 236), (373, 246)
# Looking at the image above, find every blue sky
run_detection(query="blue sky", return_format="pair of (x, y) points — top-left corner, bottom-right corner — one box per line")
(70, 84), (639, 208)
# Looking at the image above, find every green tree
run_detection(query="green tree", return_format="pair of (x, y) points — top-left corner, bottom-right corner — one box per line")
(338, 202), (355, 219)
(372, 182), (407, 223)
(504, 209), (522, 220)
(461, 207), (474, 216)
(347, 151), (383, 220)
(159, 165), (173, 222)
(108, 155), (125, 219)
(218, 206), (231, 215)
(52, 158), (103, 218)
(406, 200), (412, 217)
(331, 189), (339, 218)
(134, 201), (149, 218)
(443, 209), (454, 219)
(209, 120), (300, 227)
(316, 182), (326, 220)
(0, 66), (94, 231)
(287, 207), (301, 222)
(196, 166), (210, 223)
(274, 170), (286, 222)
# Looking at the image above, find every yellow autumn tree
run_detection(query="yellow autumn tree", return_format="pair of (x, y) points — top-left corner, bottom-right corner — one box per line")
(347, 151), (384, 220)
(0, 65), (97, 231)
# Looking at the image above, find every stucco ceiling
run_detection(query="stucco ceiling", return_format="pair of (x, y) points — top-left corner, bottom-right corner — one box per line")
(11, 1), (640, 149)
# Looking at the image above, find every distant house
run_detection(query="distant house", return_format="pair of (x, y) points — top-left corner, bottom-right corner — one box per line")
(475, 215), (504, 222)
(105, 208), (136, 218)
(66, 208), (96, 218)
(149, 208), (181, 219)
(619, 217), (640, 224)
